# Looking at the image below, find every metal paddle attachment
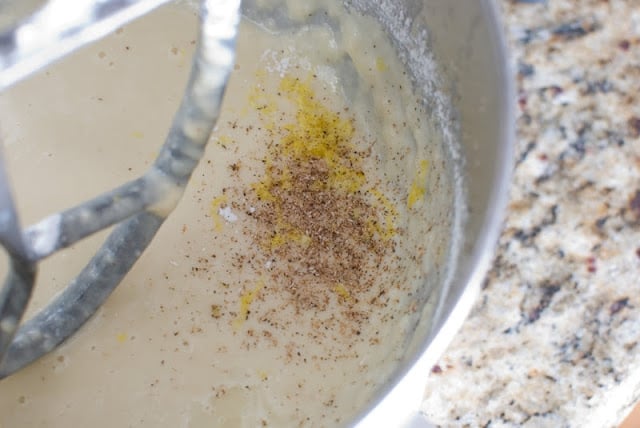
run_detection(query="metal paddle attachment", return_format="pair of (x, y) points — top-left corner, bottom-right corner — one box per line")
(0, 0), (241, 378)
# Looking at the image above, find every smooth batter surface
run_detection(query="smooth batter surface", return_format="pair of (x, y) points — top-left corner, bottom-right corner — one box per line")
(0, 2), (454, 426)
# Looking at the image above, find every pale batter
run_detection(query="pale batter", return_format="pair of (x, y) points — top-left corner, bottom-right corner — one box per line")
(0, 1), (455, 426)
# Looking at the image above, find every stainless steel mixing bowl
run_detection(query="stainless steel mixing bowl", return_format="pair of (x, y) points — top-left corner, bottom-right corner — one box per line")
(0, 0), (513, 425)
(349, 0), (514, 426)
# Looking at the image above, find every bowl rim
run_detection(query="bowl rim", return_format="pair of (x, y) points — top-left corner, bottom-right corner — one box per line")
(355, 0), (516, 425)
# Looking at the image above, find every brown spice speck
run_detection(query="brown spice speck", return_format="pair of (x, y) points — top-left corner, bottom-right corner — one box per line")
(240, 76), (396, 317)
(210, 304), (222, 318)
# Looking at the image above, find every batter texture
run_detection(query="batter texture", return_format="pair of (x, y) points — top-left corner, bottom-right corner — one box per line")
(0, 1), (456, 426)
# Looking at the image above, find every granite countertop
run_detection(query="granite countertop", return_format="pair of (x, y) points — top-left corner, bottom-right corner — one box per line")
(420, 1), (640, 427)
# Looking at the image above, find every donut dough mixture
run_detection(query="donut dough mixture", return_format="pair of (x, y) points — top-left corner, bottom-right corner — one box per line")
(0, 1), (455, 426)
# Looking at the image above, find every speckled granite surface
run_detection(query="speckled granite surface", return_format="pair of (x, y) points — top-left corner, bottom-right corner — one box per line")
(420, 1), (640, 427)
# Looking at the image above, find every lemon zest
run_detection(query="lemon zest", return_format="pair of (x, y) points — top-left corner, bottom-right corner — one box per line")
(408, 159), (429, 209)
(210, 195), (228, 231)
(233, 281), (264, 329)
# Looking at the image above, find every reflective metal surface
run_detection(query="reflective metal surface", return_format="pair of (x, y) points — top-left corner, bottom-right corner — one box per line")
(351, 0), (514, 426)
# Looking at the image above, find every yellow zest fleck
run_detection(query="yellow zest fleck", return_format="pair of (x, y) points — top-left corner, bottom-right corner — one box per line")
(376, 57), (387, 72)
(210, 195), (228, 231)
(269, 228), (311, 249)
(369, 189), (398, 240)
(278, 76), (357, 193)
(245, 70), (278, 116)
(233, 281), (263, 329)
(258, 370), (269, 381)
(116, 333), (128, 343)
(213, 135), (233, 148)
(249, 88), (277, 115)
(131, 131), (144, 139)
(408, 159), (430, 209)
(252, 180), (276, 202)
(328, 167), (366, 194)
(333, 283), (352, 302)
(263, 120), (276, 132)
